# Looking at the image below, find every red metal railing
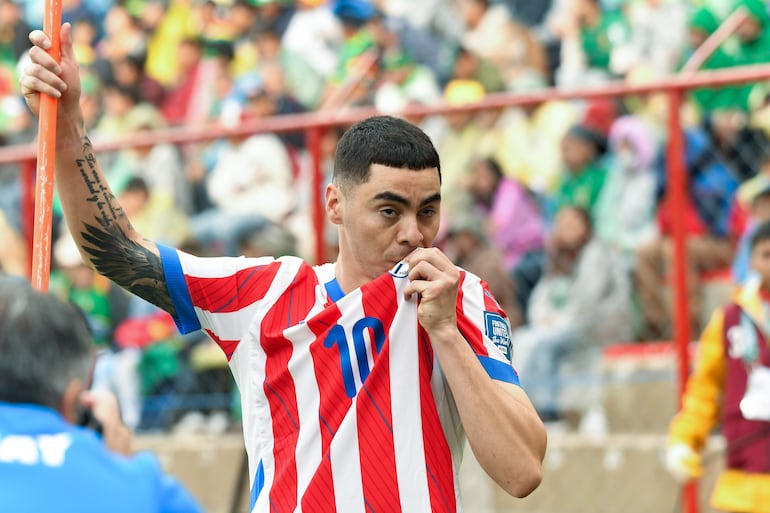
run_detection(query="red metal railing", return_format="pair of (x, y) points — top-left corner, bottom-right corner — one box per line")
(676, 10), (749, 510)
(3, 63), (770, 271)
(2, 62), (770, 513)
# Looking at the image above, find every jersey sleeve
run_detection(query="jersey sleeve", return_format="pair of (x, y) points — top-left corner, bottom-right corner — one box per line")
(455, 270), (520, 386)
(159, 244), (284, 344)
(668, 308), (726, 451)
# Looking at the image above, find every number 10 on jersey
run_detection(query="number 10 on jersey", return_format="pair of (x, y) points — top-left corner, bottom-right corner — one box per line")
(323, 317), (386, 398)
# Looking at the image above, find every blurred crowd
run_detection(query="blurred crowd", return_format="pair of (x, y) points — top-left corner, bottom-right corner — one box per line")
(3, 0), (770, 428)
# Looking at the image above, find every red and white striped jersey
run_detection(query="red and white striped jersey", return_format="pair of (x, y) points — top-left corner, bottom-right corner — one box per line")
(159, 245), (519, 513)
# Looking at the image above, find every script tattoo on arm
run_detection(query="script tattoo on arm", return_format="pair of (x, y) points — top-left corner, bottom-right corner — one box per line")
(75, 137), (177, 316)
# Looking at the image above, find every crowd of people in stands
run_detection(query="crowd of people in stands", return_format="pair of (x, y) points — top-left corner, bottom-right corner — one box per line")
(2, 0), (770, 428)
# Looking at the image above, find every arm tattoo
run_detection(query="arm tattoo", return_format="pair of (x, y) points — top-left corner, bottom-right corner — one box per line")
(75, 137), (177, 316)
(81, 222), (177, 316)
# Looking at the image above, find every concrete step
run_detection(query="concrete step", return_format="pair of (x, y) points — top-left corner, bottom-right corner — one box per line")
(135, 431), (725, 513)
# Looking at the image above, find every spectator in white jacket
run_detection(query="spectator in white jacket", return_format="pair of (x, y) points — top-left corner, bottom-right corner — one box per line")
(281, 0), (343, 80)
(512, 205), (632, 422)
(191, 108), (295, 256)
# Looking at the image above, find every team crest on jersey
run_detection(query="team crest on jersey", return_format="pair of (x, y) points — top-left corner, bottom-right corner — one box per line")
(389, 261), (409, 278)
(484, 311), (512, 360)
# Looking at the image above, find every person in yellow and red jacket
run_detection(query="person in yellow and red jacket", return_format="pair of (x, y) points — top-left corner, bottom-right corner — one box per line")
(666, 220), (770, 513)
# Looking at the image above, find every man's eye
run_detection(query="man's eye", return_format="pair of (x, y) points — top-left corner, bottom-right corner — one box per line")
(380, 208), (396, 217)
(420, 209), (437, 217)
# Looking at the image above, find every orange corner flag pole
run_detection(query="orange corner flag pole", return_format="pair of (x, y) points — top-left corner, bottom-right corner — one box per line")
(31, 0), (63, 291)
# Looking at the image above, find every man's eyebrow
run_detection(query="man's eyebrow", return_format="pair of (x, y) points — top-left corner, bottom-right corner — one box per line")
(372, 191), (441, 207)
(373, 191), (410, 206)
(419, 193), (441, 207)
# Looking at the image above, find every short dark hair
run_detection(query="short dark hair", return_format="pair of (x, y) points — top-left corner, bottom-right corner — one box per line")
(333, 116), (441, 189)
(751, 220), (770, 249)
(0, 279), (93, 409)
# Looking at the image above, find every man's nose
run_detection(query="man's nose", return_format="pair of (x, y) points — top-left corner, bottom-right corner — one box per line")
(398, 216), (424, 247)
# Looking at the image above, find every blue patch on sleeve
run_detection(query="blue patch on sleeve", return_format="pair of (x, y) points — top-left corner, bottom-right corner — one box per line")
(484, 311), (512, 361)
(478, 355), (520, 386)
(158, 244), (201, 334)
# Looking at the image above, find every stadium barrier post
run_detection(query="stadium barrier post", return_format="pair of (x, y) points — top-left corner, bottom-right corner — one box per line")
(666, 89), (699, 513)
(307, 126), (326, 265)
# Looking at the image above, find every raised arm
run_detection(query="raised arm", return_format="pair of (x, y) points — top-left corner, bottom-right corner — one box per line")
(404, 248), (546, 498)
(20, 25), (175, 315)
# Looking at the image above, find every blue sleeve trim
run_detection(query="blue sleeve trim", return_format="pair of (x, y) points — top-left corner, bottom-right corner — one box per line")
(158, 244), (201, 334)
(478, 355), (520, 386)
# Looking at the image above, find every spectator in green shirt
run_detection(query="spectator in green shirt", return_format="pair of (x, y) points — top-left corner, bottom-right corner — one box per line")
(329, 0), (377, 86)
(726, 0), (770, 111)
(554, 122), (608, 220)
(735, 0), (770, 66)
(577, 0), (630, 72)
(684, 6), (749, 113)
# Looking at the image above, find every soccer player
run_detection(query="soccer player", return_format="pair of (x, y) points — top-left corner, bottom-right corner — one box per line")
(20, 24), (546, 512)
(0, 278), (203, 513)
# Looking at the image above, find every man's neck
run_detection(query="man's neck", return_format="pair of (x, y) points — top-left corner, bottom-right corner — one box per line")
(333, 254), (388, 295)
(333, 259), (362, 296)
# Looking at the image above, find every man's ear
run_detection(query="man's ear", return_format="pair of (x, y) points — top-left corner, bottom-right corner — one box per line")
(326, 183), (343, 225)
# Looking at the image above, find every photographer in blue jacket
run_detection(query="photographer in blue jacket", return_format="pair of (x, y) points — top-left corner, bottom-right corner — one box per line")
(0, 277), (203, 513)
